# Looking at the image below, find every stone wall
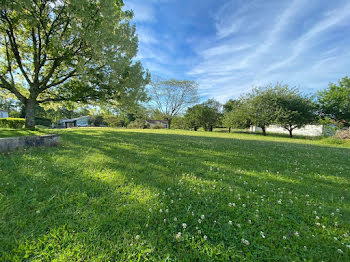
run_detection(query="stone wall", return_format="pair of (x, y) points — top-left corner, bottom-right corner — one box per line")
(0, 134), (60, 152)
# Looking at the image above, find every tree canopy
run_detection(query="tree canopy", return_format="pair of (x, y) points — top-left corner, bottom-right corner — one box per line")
(0, 0), (149, 128)
(148, 78), (198, 128)
(318, 76), (350, 126)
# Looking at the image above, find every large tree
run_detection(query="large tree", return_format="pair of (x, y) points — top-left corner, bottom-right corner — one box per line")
(148, 78), (198, 129)
(0, 0), (149, 128)
(318, 76), (350, 126)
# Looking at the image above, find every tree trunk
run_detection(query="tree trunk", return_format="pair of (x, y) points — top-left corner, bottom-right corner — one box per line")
(228, 127), (231, 133)
(261, 126), (266, 136)
(25, 99), (36, 130)
(209, 126), (213, 132)
(167, 119), (171, 129)
(194, 127), (197, 131)
(289, 128), (293, 138)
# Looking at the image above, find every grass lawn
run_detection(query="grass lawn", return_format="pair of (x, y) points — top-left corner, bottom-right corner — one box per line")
(0, 128), (46, 138)
(0, 128), (349, 261)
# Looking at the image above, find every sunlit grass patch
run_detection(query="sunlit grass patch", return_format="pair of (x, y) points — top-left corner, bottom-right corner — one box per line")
(0, 128), (349, 260)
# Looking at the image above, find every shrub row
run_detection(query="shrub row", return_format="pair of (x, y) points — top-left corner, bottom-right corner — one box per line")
(0, 118), (25, 129)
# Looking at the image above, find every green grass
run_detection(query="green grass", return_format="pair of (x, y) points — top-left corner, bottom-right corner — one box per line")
(0, 128), (349, 261)
(0, 128), (46, 138)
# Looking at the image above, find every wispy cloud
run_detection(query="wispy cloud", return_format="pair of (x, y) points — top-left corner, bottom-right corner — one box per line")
(189, 0), (350, 102)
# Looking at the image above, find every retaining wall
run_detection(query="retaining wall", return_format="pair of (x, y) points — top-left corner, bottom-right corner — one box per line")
(0, 134), (60, 152)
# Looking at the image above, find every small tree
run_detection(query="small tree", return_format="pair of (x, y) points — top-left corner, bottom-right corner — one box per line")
(184, 104), (202, 131)
(149, 78), (198, 129)
(223, 101), (251, 132)
(318, 76), (350, 126)
(185, 99), (221, 132)
(275, 90), (316, 137)
(245, 86), (280, 136)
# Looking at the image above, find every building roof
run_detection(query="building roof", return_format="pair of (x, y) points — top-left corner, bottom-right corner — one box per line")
(0, 108), (9, 112)
(59, 116), (90, 123)
(146, 119), (168, 124)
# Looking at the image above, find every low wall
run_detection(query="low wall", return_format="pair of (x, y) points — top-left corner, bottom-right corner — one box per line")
(0, 134), (60, 152)
(250, 125), (324, 137)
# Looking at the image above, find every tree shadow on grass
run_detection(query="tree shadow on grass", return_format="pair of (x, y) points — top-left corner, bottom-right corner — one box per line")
(0, 129), (349, 260)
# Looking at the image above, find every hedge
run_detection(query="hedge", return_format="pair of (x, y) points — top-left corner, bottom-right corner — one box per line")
(0, 118), (25, 129)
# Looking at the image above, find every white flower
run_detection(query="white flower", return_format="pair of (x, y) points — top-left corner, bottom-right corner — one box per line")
(294, 231), (300, 237)
(174, 217), (177, 221)
(135, 235), (140, 240)
(241, 238), (250, 245)
(175, 232), (182, 240)
(164, 219), (167, 223)
(237, 224), (241, 228)
(198, 230), (201, 234)
(36, 210), (40, 214)
(159, 209), (163, 213)
(149, 208), (152, 212)
(165, 209), (169, 213)
(283, 236), (287, 240)
(198, 219), (201, 224)
(145, 224), (149, 228)
(182, 223), (187, 229)
(228, 203), (232, 207)
(334, 237), (338, 241)
(316, 216), (320, 220)
(201, 215), (205, 219)
(337, 249), (343, 254)
(277, 199), (282, 204)
(260, 231), (266, 238)
(228, 220), (233, 225)
(203, 235), (207, 240)
(248, 220), (252, 224)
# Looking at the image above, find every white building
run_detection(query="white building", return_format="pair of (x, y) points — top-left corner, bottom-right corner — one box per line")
(250, 125), (327, 137)
(58, 116), (90, 128)
(0, 108), (9, 118)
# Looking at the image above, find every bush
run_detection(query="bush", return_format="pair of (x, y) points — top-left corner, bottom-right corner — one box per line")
(89, 115), (106, 127)
(0, 118), (25, 129)
(127, 119), (147, 129)
(35, 117), (52, 127)
(104, 115), (123, 127)
(334, 128), (350, 140)
(151, 124), (163, 129)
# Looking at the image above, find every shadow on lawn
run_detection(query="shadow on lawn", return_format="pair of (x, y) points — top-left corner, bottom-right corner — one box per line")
(0, 129), (349, 260)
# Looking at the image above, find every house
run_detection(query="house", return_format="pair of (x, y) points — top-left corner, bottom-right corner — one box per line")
(145, 120), (169, 128)
(58, 116), (90, 128)
(0, 108), (9, 118)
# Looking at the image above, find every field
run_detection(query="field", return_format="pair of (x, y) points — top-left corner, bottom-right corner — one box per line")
(0, 128), (349, 261)
(0, 128), (46, 138)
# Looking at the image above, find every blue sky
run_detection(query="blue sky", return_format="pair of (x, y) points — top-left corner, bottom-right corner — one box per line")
(125, 0), (350, 102)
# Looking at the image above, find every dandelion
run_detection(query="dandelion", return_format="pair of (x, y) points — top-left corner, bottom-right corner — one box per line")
(241, 238), (250, 245)
(182, 223), (187, 229)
